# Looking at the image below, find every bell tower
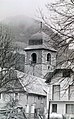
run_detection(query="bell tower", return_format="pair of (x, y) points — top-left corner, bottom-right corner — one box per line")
(24, 23), (56, 78)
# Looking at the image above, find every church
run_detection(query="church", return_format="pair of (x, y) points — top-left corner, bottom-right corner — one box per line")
(15, 22), (57, 78)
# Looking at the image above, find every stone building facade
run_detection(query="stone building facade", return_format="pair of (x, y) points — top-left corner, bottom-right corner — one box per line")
(24, 31), (56, 78)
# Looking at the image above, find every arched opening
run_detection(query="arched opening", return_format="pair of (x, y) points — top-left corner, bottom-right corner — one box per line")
(47, 53), (51, 64)
(31, 53), (37, 63)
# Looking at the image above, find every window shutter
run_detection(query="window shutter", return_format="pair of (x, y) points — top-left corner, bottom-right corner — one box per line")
(52, 85), (60, 100)
(66, 104), (74, 114)
(69, 85), (74, 100)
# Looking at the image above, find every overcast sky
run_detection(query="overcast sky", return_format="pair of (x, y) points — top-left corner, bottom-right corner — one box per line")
(0, 0), (55, 21)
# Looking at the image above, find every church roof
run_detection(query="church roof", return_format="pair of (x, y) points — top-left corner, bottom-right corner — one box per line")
(24, 45), (56, 52)
(30, 31), (49, 41)
(25, 31), (56, 52)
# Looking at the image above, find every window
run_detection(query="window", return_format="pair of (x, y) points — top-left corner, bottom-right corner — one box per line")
(38, 96), (42, 100)
(14, 93), (19, 100)
(63, 69), (70, 77)
(52, 104), (57, 113)
(52, 85), (60, 100)
(0, 93), (2, 99)
(31, 53), (37, 63)
(34, 109), (37, 117)
(29, 39), (43, 45)
(47, 53), (51, 64)
(66, 104), (74, 114)
(48, 66), (50, 69)
(69, 85), (74, 100)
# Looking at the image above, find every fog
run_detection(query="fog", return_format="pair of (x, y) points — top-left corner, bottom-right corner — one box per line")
(0, 0), (56, 21)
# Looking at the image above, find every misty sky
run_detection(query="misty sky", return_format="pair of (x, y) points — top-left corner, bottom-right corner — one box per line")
(0, 0), (55, 21)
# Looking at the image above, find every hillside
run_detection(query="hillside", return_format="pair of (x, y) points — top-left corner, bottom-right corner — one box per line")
(1, 15), (54, 49)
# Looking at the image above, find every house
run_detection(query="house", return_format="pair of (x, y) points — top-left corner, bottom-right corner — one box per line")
(0, 69), (48, 118)
(45, 67), (74, 119)
(16, 70), (48, 111)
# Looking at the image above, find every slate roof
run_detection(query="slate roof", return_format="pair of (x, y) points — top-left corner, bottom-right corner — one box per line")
(0, 77), (25, 93)
(30, 31), (49, 41)
(0, 68), (48, 96)
(24, 45), (56, 52)
(45, 68), (74, 83)
(24, 30), (56, 52)
(16, 71), (48, 96)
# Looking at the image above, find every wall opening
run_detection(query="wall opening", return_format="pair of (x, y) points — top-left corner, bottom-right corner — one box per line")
(47, 53), (51, 64)
(52, 104), (57, 113)
(31, 53), (37, 63)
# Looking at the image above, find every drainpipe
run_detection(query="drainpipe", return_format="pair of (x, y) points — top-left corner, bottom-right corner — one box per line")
(47, 86), (50, 119)
(48, 101), (50, 119)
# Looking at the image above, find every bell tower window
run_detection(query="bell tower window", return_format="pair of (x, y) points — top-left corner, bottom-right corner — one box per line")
(31, 53), (37, 63)
(29, 39), (43, 45)
(47, 53), (51, 64)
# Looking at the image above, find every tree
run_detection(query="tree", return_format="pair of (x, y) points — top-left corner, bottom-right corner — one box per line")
(0, 23), (18, 89)
(0, 24), (28, 119)
(0, 24), (14, 85)
(39, 1), (74, 115)
(1, 98), (27, 119)
(40, 0), (74, 69)
(0, 23), (26, 87)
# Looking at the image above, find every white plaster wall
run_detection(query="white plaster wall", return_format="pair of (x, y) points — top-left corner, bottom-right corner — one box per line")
(50, 101), (74, 116)
(50, 72), (74, 101)
(0, 92), (47, 112)
(50, 102), (66, 114)
(57, 103), (65, 114)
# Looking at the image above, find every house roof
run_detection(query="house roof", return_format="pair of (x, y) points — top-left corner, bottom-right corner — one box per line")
(0, 68), (48, 96)
(16, 71), (48, 96)
(0, 78), (25, 93)
(45, 68), (74, 83)
(0, 68), (25, 93)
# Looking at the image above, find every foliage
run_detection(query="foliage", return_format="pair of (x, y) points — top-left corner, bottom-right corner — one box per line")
(40, 0), (74, 69)
(1, 98), (26, 119)
(0, 24), (19, 88)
